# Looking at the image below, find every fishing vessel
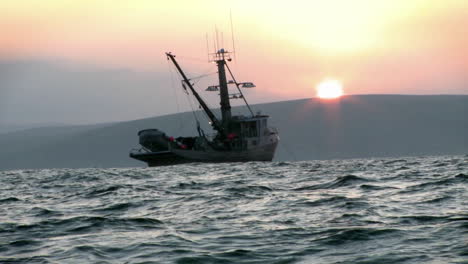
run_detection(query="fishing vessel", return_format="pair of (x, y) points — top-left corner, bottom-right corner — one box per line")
(130, 49), (279, 166)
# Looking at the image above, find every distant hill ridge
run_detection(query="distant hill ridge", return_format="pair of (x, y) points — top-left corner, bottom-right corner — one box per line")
(0, 95), (467, 170)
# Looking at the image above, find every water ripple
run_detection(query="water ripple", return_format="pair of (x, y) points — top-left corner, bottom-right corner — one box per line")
(0, 155), (466, 263)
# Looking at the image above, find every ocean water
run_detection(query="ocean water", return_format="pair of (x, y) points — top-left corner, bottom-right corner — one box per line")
(0, 155), (467, 264)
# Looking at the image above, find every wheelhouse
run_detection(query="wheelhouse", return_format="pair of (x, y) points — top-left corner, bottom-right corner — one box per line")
(226, 115), (272, 150)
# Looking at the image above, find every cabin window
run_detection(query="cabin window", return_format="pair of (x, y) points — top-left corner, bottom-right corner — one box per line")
(249, 121), (258, 137)
(242, 121), (258, 138)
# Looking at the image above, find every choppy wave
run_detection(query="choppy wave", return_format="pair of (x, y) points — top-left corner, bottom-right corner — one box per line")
(0, 155), (466, 263)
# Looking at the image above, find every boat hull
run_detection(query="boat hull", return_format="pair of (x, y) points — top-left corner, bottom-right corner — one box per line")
(130, 141), (278, 167)
(130, 151), (190, 166)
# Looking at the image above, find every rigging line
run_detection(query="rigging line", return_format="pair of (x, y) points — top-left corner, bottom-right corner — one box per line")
(167, 57), (216, 132)
(167, 59), (184, 131)
(180, 74), (203, 131)
(187, 88), (215, 136)
(190, 84), (217, 127)
(187, 93), (200, 121)
(168, 59), (202, 132)
(190, 71), (217, 82)
(180, 67), (217, 113)
(224, 62), (254, 116)
(187, 83), (215, 125)
(191, 63), (218, 77)
(178, 64), (216, 84)
(183, 78), (211, 133)
(176, 55), (208, 63)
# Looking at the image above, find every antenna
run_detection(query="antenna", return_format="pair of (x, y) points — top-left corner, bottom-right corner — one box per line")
(205, 33), (209, 62)
(215, 25), (219, 51)
(212, 31), (216, 53)
(230, 9), (237, 61)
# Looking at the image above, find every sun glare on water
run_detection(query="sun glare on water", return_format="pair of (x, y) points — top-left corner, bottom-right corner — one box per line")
(316, 79), (344, 99)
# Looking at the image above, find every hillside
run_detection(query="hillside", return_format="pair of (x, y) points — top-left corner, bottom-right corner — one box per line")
(0, 95), (466, 170)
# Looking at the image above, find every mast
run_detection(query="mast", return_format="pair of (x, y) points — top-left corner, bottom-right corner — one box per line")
(166, 52), (225, 136)
(212, 49), (232, 130)
(215, 50), (232, 129)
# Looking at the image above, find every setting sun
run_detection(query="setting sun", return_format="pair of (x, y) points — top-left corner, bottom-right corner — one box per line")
(316, 79), (344, 99)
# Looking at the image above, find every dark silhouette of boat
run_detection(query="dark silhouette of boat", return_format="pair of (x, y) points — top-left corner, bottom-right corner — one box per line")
(130, 49), (279, 166)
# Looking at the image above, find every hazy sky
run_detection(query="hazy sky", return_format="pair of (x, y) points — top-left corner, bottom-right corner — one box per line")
(1, 0), (467, 125)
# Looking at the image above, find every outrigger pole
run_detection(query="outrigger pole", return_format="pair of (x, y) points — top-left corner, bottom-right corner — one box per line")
(166, 52), (226, 137)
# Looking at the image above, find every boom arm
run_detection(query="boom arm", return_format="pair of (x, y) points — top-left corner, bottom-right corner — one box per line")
(166, 52), (225, 136)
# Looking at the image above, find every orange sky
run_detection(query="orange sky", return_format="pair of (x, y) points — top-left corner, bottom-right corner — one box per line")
(1, 0), (468, 99)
